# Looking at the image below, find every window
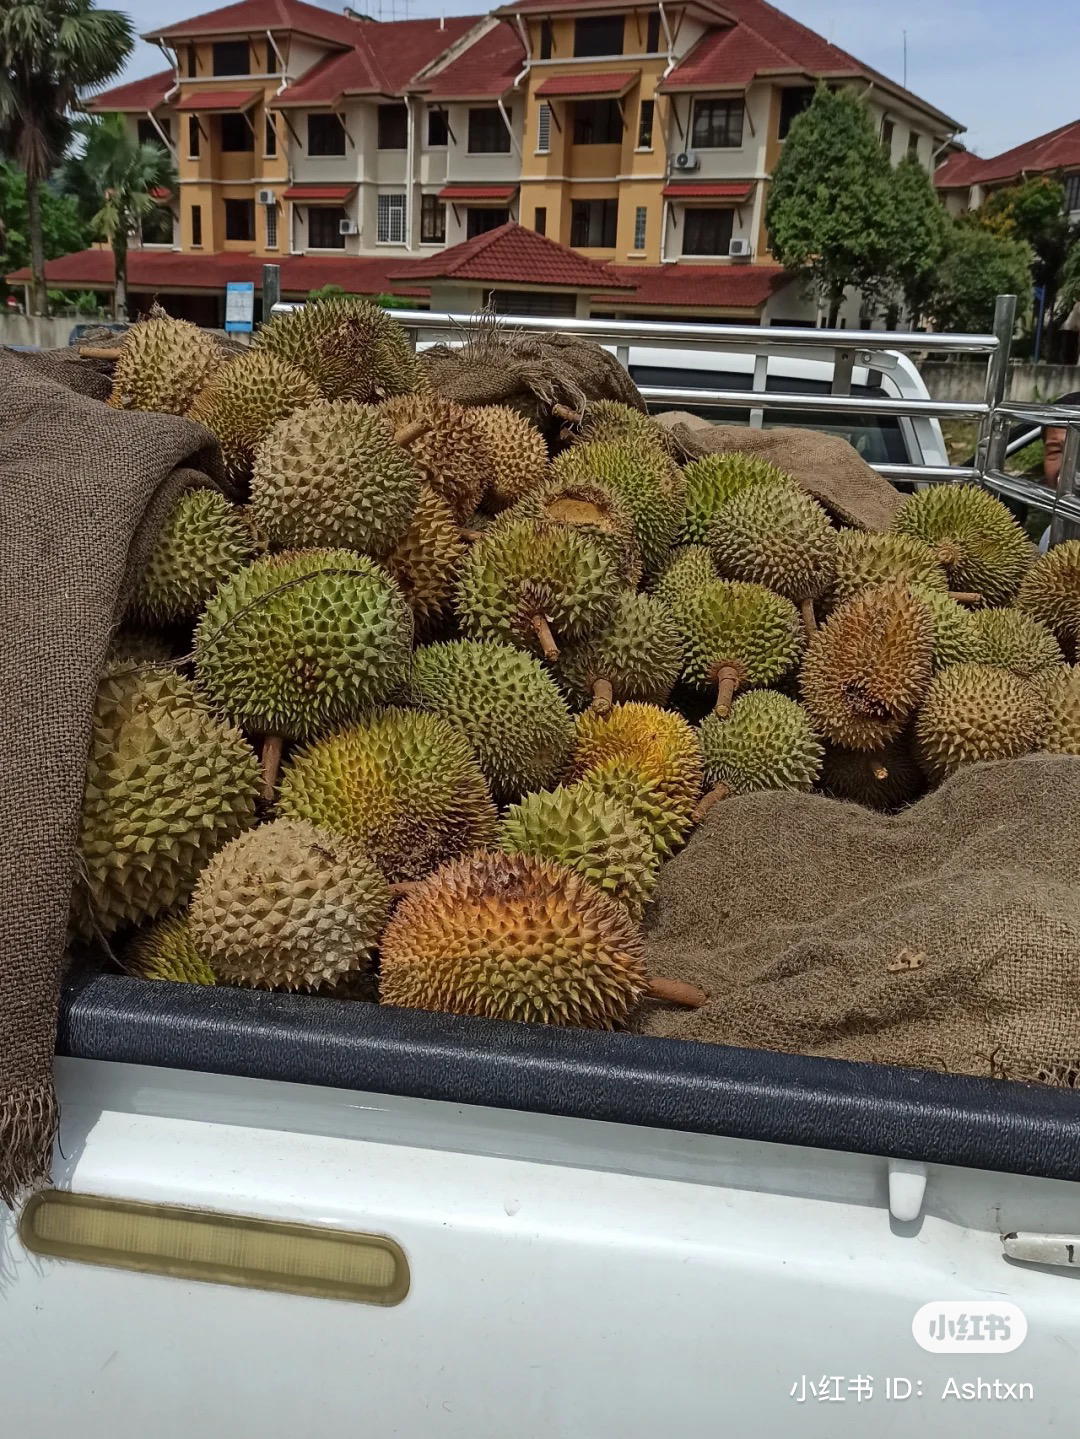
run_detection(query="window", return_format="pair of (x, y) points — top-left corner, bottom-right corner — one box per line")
(633, 205), (647, 250)
(141, 205), (173, 244)
(571, 198), (618, 247)
(212, 40), (249, 76)
(1065, 174), (1080, 212)
(778, 85), (814, 139)
(265, 115), (277, 156)
(637, 98), (653, 149)
(427, 108), (448, 146)
(264, 202), (278, 248)
(219, 112), (254, 152)
(187, 116), (201, 158)
(190, 203), (202, 245)
(691, 98), (743, 149)
(468, 106), (511, 154)
(420, 193), (445, 243)
(646, 11), (661, 51)
(185, 45), (197, 77)
(137, 118), (170, 147)
(307, 112), (345, 156)
(881, 118), (894, 153)
(224, 198), (255, 241)
(308, 206), (347, 248)
(907, 131), (921, 160)
(574, 15), (624, 57)
(377, 104), (408, 150)
(377, 192), (406, 243)
(573, 99), (622, 145)
(683, 206), (733, 256)
(467, 207), (509, 238)
(265, 40), (278, 74)
(539, 19), (553, 58)
(534, 206), (547, 235)
(536, 101), (551, 153)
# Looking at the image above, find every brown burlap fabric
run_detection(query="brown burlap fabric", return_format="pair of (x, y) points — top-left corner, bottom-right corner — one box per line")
(653, 412), (903, 531)
(4, 344), (115, 401)
(641, 755), (1080, 1085)
(0, 350), (221, 1201)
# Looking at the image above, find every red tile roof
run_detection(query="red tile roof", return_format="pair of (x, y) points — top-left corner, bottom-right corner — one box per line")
(934, 148), (985, 189)
(389, 221), (632, 288)
(273, 14), (479, 103)
(535, 70), (635, 98)
(282, 183), (357, 201)
(439, 184), (517, 202)
(88, 69), (174, 113)
(662, 182), (754, 200)
(145, 0), (359, 46)
(935, 119), (1080, 191)
(422, 20), (524, 100)
(174, 88), (260, 111)
(603, 263), (788, 310)
(659, 25), (795, 90)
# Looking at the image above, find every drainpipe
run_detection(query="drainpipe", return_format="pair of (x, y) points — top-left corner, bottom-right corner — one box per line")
(497, 94), (521, 159)
(657, 0), (676, 263)
(406, 95), (420, 250)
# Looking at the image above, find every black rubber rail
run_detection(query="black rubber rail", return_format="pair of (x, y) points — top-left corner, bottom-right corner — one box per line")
(58, 969), (1080, 1182)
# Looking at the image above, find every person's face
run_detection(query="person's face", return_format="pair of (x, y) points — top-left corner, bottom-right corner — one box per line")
(1045, 427), (1066, 485)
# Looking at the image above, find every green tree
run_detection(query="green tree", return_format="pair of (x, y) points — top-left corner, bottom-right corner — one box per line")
(61, 115), (176, 318)
(1061, 237), (1080, 314)
(884, 154), (949, 326)
(0, 0), (132, 315)
(929, 220), (1033, 333)
(0, 157), (87, 298)
(765, 86), (895, 325)
(307, 283), (347, 304)
(975, 177), (1071, 351)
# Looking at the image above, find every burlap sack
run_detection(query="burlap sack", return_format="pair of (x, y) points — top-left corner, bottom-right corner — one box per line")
(653, 413), (903, 531)
(4, 344), (114, 401)
(0, 350), (220, 1201)
(641, 755), (1080, 1085)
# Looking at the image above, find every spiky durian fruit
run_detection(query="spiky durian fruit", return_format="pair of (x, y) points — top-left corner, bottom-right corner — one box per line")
(189, 819), (390, 991)
(651, 545), (718, 611)
(127, 489), (255, 626)
(194, 549), (413, 744)
(552, 440), (684, 576)
(800, 582), (934, 750)
(471, 405), (550, 511)
(277, 709), (498, 882)
(188, 353), (322, 485)
(573, 759), (692, 859)
(377, 394), (496, 522)
(409, 639), (572, 803)
(698, 692), (823, 802)
(71, 666), (260, 940)
(107, 630), (174, 665)
(677, 453), (795, 545)
(970, 608), (1064, 679)
(384, 485), (464, 635)
(125, 916), (216, 985)
(556, 591), (682, 711)
(109, 313), (225, 415)
(1015, 540), (1080, 654)
(253, 295), (422, 402)
(830, 531), (948, 609)
(1036, 666), (1080, 755)
(890, 485), (1034, 605)
(454, 520), (620, 661)
(499, 787), (659, 920)
(710, 484), (836, 632)
(670, 579), (803, 714)
(566, 702), (704, 821)
(570, 400), (676, 459)
(379, 850), (648, 1029)
(250, 401), (421, 556)
(915, 663), (1049, 781)
(819, 737), (926, 811)
(505, 475), (642, 585)
(911, 584), (984, 672)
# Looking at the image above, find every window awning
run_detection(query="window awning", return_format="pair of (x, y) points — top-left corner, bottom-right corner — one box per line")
(282, 184), (357, 202)
(438, 185), (517, 204)
(175, 89), (260, 113)
(536, 71), (635, 99)
(662, 183), (754, 201)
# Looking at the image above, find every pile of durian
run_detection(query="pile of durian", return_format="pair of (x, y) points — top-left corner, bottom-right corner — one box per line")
(77, 299), (1080, 1032)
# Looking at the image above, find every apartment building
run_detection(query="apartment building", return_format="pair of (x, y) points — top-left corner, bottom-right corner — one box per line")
(936, 118), (1080, 221)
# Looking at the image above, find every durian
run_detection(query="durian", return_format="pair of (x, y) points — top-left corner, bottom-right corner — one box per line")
(251, 401), (421, 556)
(189, 819), (390, 991)
(124, 916), (216, 985)
(911, 584), (984, 671)
(569, 400), (675, 459)
(1036, 665), (1080, 755)
(677, 452), (795, 545)
(505, 475), (642, 585)
(651, 545), (718, 610)
(409, 639), (572, 802)
(698, 692), (823, 807)
(830, 531), (948, 609)
(378, 850), (649, 1028)
(71, 666), (259, 939)
(970, 608), (1064, 679)
(254, 295), (422, 402)
(670, 579), (803, 714)
(891, 485), (1034, 605)
(188, 353), (321, 485)
(108, 312), (224, 415)
(1015, 540), (1080, 654)
(800, 582), (933, 750)
(710, 484), (836, 634)
(471, 405), (550, 511)
(128, 489), (255, 626)
(566, 702), (704, 822)
(556, 591), (682, 711)
(385, 485), (465, 635)
(107, 630), (174, 665)
(454, 520), (620, 661)
(277, 709), (499, 882)
(915, 663), (1049, 781)
(552, 440), (684, 576)
(574, 759), (693, 859)
(819, 737), (926, 811)
(378, 394), (496, 522)
(499, 787), (659, 919)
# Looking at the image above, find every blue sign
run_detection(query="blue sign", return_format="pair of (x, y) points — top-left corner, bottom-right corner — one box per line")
(225, 281), (255, 333)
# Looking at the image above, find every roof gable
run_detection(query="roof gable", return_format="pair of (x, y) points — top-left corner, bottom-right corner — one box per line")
(391, 221), (632, 289)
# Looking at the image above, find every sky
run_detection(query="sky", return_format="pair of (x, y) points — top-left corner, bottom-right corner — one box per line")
(115, 0), (1078, 159)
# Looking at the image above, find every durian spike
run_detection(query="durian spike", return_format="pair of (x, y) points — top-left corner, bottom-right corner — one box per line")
(389, 880), (420, 899)
(692, 781), (733, 824)
(800, 598), (818, 640)
(948, 592), (982, 605)
(646, 976), (708, 1008)
(713, 664), (742, 718)
(393, 418), (432, 449)
(530, 612), (560, 662)
(261, 735), (284, 803)
(591, 678), (614, 713)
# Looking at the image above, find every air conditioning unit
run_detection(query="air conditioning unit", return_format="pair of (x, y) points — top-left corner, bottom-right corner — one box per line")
(728, 237), (752, 259)
(256, 188), (276, 205)
(673, 151), (700, 171)
(339, 219), (360, 236)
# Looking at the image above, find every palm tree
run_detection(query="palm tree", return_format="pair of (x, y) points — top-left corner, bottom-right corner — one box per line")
(0, 0), (132, 315)
(65, 114), (176, 318)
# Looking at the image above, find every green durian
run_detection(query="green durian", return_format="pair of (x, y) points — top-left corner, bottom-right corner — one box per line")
(188, 352), (322, 485)
(1015, 540), (1080, 653)
(556, 590), (682, 711)
(109, 312), (225, 415)
(677, 452), (796, 545)
(819, 737), (926, 811)
(504, 474), (642, 585)
(1035, 665), (1080, 755)
(911, 584), (984, 671)
(651, 545), (718, 610)
(125, 916), (216, 985)
(710, 483), (836, 627)
(915, 663), (1049, 781)
(830, 531), (948, 609)
(254, 295), (422, 402)
(573, 759), (693, 859)
(890, 484), (1034, 605)
(552, 440), (684, 576)
(570, 400), (676, 458)
(699, 692), (823, 802)
(970, 608), (1064, 679)
(385, 485), (465, 635)
(470, 404), (550, 512)
(128, 489), (255, 626)
(670, 579), (803, 714)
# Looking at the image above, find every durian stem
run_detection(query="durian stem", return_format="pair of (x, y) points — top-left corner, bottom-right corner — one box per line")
(800, 597), (818, 639)
(948, 592), (981, 606)
(392, 418), (431, 449)
(530, 612), (560, 662)
(79, 344), (123, 360)
(646, 976), (708, 1009)
(692, 782), (733, 824)
(713, 665), (740, 718)
(260, 734), (283, 803)
(872, 764), (890, 781)
(551, 402), (580, 423)
(591, 678), (614, 713)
